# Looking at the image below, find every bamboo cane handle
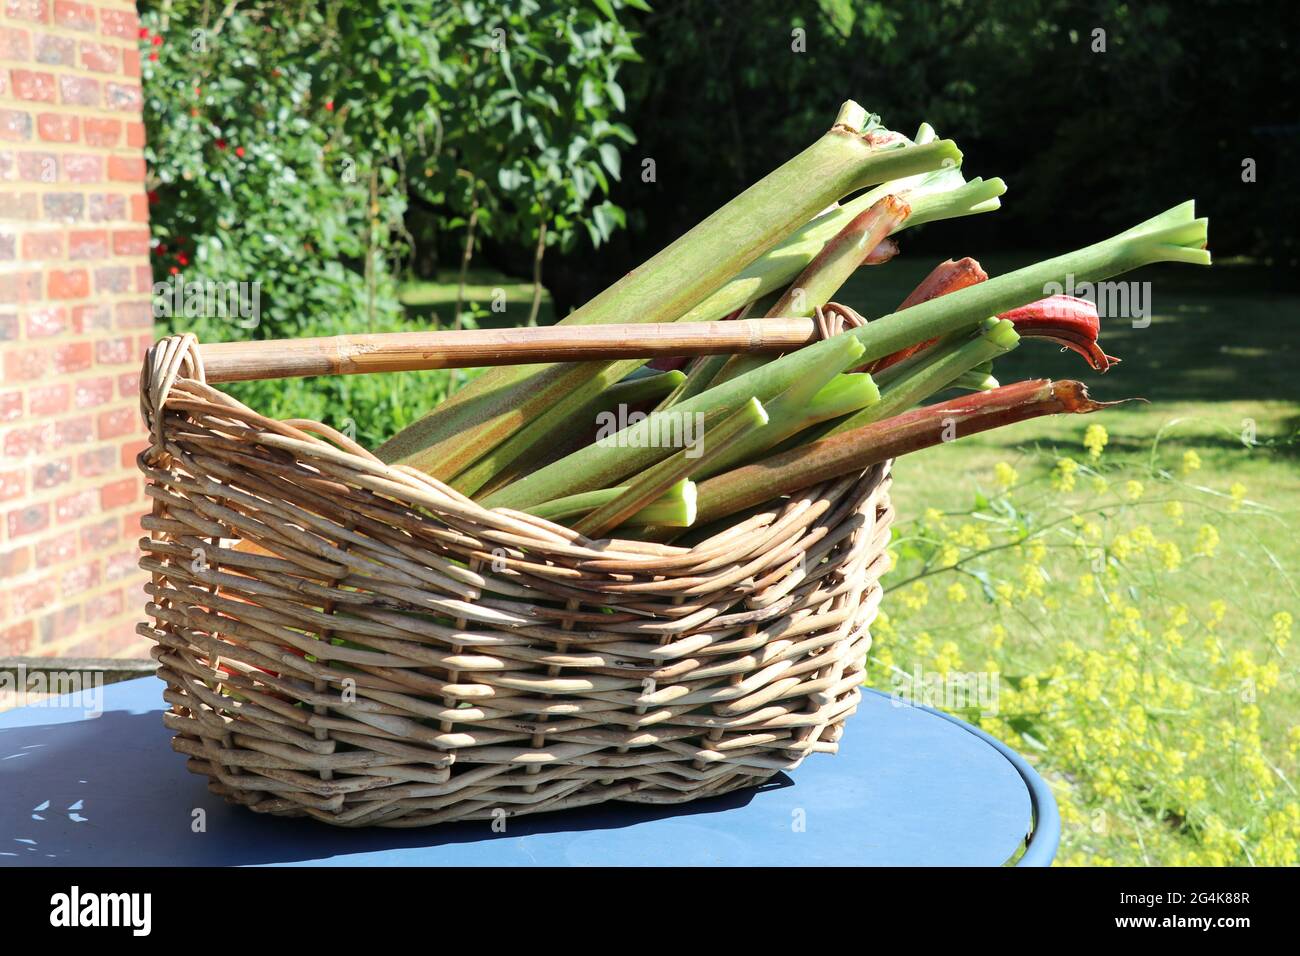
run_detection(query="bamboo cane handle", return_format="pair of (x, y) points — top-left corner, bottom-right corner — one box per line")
(195, 318), (819, 383)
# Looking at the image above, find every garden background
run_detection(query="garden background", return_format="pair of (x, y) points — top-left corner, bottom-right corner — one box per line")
(40, 0), (1300, 864)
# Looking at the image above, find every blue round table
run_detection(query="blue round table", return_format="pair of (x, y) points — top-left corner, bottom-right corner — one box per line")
(0, 676), (1058, 866)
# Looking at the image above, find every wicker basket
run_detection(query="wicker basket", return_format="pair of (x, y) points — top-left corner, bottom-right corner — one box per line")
(136, 333), (894, 827)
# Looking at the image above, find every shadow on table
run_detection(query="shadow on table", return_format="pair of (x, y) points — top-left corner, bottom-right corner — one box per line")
(0, 708), (789, 866)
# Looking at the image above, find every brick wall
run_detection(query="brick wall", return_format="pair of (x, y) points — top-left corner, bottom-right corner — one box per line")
(1, 0), (151, 658)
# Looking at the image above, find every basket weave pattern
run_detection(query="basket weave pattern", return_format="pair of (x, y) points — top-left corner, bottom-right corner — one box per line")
(136, 335), (894, 827)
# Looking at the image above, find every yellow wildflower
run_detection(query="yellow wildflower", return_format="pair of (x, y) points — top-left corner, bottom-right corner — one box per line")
(1052, 456), (1079, 491)
(993, 461), (1018, 490)
(946, 582), (968, 604)
(1229, 481), (1246, 511)
(1194, 523), (1219, 557)
(1123, 479), (1144, 501)
(1181, 449), (1202, 475)
(1084, 423), (1109, 460)
(1164, 500), (1184, 526)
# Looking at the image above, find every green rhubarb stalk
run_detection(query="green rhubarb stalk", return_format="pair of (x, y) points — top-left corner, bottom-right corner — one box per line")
(484, 335), (867, 510)
(377, 103), (960, 480)
(571, 398), (768, 538)
(693, 371), (880, 480)
(953, 367), (999, 391)
(710, 194), (911, 386)
(526, 478), (697, 528)
(827, 318), (1019, 434)
(835, 201), (1209, 372)
(463, 369), (684, 497)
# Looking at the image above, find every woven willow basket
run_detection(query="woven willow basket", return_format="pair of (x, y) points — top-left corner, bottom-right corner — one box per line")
(136, 333), (894, 828)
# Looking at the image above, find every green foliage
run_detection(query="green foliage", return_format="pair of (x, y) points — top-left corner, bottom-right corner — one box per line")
(141, 0), (641, 441)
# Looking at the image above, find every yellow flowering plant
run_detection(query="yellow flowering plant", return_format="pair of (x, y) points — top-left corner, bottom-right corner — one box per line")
(870, 427), (1296, 866)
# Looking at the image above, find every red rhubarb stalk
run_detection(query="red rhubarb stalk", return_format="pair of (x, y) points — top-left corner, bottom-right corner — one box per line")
(865, 257), (989, 372)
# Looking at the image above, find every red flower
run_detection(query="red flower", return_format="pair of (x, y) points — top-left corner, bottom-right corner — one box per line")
(168, 266), (179, 275)
(215, 138), (227, 150)
(324, 99), (335, 111)
(153, 243), (166, 255)
(138, 27), (149, 39)
(151, 34), (163, 47)
(146, 189), (159, 205)
(148, 52), (158, 61)
(234, 146), (245, 158)
(177, 253), (189, 266)
(998, 295), (1119, 371)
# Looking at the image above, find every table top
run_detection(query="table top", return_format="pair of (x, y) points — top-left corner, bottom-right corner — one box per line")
(0, 675), (1057, 866)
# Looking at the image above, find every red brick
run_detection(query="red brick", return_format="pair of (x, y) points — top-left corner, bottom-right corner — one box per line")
(38, 606), (81, 642)
(60, 560), (100, 591)
(98, 7), (137, 38)
(32, 456), (70, 489)
(104, 81), (140, 112)
(124, 119), (144, 147)
(122, 46), (139, 78)
(27, 381), (69, 413)
(133, 264), (150, 292)
(99, 475), (138, 509)
(106, 154), (144, 181)
(2, 423), (45, 457)
(12, 574), (55, 616)
(0, 620), (35, 656)
(71, 302), (110, 332)
(117, 369), (139, 397)
(75, 375), (113, 406)
(115, 300), (151, 329)
(47, 268), (89, 299)
(0, 234), (11, 261)
(24, 305), (67, 337)
(0, 192), (39, 219)
(67, 227), (107, 259)
(62, 152), (103, 182)
(97, 405), (135, 438)
(0, 468), (23, 501)
(121, 508), (143, 537)
(53, 414), (92, 445)
(20, 230), (62, 258)
(84, 587), (123, 619)
(57, 73), (99, 106)
(94, 334), (132, 365)
(0, 269), (43, 304)
(128, 192), (147, 222)
(5, 0), (49, 23)
(51, 339), (92, 372)
(17, 149), (58, 182)
(55, 488), (95, 521)
(0, 544), (32, 577)
(0, 25), (31, 59)
(41, 191), (83, 220)
(11, 68), (56, 102)
(94, 265), (130, 293)
(118, 436), (147, 466)
(0, 108), (33, 141)
(33, 32), (73, 65)
(0, 391), (22, 422)
(0, 312), (17, 338)
(79, 39), (119, 72)
(87, 191), (124, 221)
(111, 227), (149, 256)
(78, 515), (116, 550)
(35, 111), (77, 142)
(3, 345), (46, 380)
(77, 444), (116, 477)
(52, 0), (93, 31)
(7, 501), (50, 537)
(82, 116), (119, 146)
(104, 547), (137, 581)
